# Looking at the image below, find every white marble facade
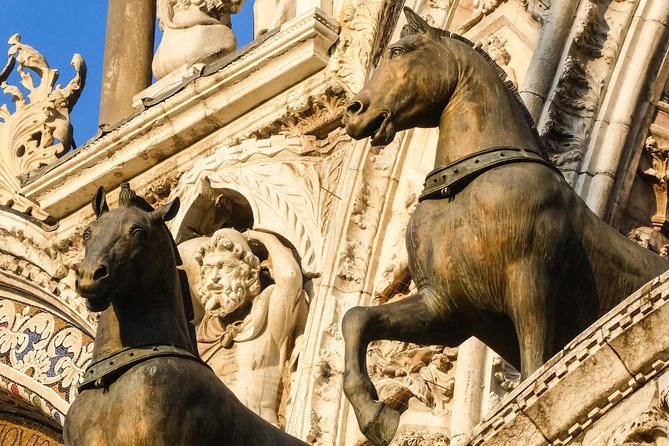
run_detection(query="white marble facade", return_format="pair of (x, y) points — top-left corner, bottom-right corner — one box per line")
(1, 0), (669, 444)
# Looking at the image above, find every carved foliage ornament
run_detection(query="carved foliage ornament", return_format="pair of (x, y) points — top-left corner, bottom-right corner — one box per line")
(0, 35), (85, 220)
(0, 299), (93, 421)
(606, 384), (669, 446)
(641, 136), (669, 235)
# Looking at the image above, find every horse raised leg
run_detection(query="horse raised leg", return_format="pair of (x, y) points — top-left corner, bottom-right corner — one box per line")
(342, 290), (467, 446)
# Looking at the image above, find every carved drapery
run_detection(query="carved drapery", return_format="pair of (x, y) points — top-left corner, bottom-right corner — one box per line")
(0, 35), (85, 222)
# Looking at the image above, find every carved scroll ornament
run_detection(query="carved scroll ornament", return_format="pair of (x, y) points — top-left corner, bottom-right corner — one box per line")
(0, 34), (85, 220)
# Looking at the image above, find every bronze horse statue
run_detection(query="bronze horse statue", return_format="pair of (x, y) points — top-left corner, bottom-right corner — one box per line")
(64, 187), (307, 445)
(341, 7), (669, 446)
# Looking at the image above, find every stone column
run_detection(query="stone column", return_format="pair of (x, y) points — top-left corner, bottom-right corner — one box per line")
(449, 338), (488, 445)
(99, 0), (156, 129)
(519, 0), (580, 121)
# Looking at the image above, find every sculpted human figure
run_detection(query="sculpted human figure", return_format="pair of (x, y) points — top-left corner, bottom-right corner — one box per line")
(153, 0), (244, 79)
(187, 228), (306, 425)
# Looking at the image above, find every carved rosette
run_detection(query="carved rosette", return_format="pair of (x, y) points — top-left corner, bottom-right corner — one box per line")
(0, 35), (85, 221)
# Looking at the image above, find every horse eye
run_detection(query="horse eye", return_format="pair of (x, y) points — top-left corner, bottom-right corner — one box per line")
(389, 47), (405, 59)
(131, 227), (147, 237)
(82, 229), (91, 242)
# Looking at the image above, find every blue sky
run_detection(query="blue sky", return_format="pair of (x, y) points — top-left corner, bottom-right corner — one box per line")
(0, 1), (256, 146)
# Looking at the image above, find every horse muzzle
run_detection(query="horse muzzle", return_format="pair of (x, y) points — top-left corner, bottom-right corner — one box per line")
(344, 103), (395, 146)
(76, 263), (112, 312)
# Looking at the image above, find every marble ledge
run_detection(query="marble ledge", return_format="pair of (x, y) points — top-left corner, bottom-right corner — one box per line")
(20, 8), (340, 220)
(463, 272), (669, 446)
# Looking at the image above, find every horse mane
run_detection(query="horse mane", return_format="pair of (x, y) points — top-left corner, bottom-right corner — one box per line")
(401, 23), (547, 158)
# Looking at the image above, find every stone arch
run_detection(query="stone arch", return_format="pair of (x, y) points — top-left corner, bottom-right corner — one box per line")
(0, 211), (94, 430)
(171, 138), (329, 276)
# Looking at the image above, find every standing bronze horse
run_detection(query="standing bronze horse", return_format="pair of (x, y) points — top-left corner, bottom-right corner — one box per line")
(341, 7), (669, 446)
(64, 187), (307, 446)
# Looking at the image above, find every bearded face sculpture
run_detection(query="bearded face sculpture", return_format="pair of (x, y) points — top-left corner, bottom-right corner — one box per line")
(195, 228), (261, 317)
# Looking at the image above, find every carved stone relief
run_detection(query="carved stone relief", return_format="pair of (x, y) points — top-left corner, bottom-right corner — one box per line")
(539, 0), (634, 179)
(330, 0), (403, 93)
(153, 0), (244, 79)
(0, 298), (93, 425)
(641, 135), (669, 236)
(244, 87), (349, 141)
(180, 228), (308, 426)
(0, 35), (85, 222)
(368, 340), (457, 416)
(174, 132), (350, 275)
(487, 355), (520, 409)
(605, 382), (669, 446)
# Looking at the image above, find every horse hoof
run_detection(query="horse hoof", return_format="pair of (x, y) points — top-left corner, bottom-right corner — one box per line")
(363, 403), (400, 446)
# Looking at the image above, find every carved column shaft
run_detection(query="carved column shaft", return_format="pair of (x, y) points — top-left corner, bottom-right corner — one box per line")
(520, 0), (580, 120)
(449, 338), (488, 446)
(99, 0), (156, 128)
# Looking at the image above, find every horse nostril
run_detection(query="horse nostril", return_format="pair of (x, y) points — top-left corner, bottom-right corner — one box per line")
(93, 265), (109, 281)
(346, 101), (364, 116)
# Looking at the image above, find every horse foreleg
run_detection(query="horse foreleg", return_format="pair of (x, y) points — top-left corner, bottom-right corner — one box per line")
(342, 291), (464, 446)
(507, 265), (556, 379)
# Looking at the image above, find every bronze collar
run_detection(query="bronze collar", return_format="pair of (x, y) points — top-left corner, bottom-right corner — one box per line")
(78, 344), (208, 391)
(419, 146), (559, 202)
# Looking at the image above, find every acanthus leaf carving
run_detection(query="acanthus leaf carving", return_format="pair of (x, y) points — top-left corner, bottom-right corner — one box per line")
(208, 161), (321, 272)
(337, 238), (369, 284)
(640, 135), (669, 235)
(0, 34), (85, 222)
(541, 56), (603, 169)
(330, 0), (379, 93)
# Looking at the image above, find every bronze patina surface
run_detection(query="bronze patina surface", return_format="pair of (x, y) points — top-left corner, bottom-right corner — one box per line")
(64, 187), (307, 446)
(341, 7), (669, 446)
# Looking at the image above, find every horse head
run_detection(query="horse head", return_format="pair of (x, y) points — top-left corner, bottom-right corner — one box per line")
(344, 7), (460, 146)
(75, 186), (180, 312)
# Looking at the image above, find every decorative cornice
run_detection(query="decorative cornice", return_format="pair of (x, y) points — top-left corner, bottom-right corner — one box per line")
(20, 8), (339, 220)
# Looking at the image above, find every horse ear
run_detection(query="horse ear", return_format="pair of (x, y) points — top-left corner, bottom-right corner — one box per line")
(151, 197), (180, 222)
(403, 7), (432, 35)
(92, 186), (109, 219)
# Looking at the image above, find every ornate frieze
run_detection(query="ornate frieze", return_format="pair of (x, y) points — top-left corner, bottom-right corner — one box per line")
(0, 299), (93, 424)
(245, 87), (349, 141)
(0, 35), (85, 222)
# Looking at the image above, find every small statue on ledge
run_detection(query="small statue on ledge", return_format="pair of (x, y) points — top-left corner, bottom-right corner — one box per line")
(153, 0), (245, 79)
(184, 227), (307, 425)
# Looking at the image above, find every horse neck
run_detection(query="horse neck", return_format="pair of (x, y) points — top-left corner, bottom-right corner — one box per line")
(91, 266), (194, 361)
(434, 55), (540, 167)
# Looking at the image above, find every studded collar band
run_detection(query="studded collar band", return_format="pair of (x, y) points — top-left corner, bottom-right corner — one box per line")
(419, 146), (559, 202)
(78, 344), (207, 391)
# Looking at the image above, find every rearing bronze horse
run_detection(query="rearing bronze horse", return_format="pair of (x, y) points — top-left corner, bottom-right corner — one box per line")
(341, 8), (669, 446)
(64, 187), (307, 446)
